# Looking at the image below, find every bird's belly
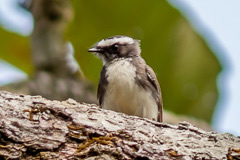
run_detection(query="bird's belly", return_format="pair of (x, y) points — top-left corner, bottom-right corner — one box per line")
(102, 60), (158, 120)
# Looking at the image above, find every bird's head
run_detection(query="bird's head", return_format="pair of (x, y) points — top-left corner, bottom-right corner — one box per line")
(88, 35), (141, 65)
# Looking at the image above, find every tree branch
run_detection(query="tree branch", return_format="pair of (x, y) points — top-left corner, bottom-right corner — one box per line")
(0, 91), (239, 159)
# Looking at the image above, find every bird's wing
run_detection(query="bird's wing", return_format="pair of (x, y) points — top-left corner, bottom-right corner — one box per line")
(97, 66), (108, 107)
(145, 65), (163, 122)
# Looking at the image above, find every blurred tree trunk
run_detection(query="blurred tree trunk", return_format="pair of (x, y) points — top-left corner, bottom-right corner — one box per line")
(31, 0), (74, 76)
(28, 0), (96, 103)
(1, 0), (96, 103)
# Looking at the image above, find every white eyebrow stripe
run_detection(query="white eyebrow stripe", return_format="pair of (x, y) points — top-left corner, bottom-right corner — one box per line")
(97, 37), (134, 47)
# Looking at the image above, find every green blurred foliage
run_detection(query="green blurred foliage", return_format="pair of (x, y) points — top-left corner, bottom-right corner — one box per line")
(0, 0), (221, 122)
(0, 27), (32, 73)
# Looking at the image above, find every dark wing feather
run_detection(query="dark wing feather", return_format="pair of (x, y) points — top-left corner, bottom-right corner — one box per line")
(145, 65), (163, 122)
(97, 66), (108, 107)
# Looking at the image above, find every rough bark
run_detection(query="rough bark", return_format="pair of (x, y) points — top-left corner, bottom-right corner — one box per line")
(0, 91), (239, 160)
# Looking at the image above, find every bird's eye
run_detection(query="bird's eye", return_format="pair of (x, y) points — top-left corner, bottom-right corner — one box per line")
(112, 44), (119, 51)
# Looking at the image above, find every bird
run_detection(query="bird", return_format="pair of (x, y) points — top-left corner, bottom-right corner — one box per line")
(88, 35), (163, 122)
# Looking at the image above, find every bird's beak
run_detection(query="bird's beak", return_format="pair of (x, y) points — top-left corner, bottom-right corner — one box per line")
(88, 47), (104, 53)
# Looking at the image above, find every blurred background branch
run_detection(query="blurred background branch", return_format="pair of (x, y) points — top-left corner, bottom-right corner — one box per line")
(1, 0), (96, 103)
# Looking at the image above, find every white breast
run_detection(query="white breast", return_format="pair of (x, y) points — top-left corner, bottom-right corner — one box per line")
(102, 59), (158, 121)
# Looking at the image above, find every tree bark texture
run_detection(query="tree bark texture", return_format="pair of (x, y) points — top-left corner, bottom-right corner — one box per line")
(0, 91), (240, 160)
